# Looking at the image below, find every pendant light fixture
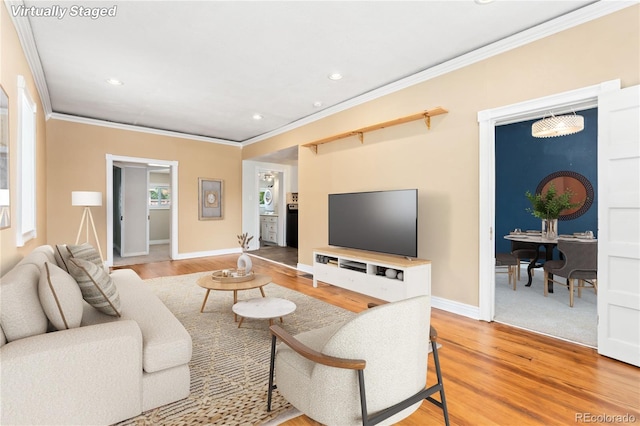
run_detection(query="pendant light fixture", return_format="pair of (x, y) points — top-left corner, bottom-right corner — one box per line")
(532, 112), (584, 138)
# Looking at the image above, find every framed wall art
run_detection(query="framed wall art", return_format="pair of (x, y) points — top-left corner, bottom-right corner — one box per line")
(198, 178), (223, 220)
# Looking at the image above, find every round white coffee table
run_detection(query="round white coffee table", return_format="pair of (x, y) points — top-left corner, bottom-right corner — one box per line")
(232, 297), (296, 328)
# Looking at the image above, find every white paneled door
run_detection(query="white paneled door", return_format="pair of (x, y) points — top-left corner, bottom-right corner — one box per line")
(121, 166), (150, 257)
(597, 85), (640, 367)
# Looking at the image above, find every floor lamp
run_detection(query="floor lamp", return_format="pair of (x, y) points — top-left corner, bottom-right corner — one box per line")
(72, 191), (104, 262)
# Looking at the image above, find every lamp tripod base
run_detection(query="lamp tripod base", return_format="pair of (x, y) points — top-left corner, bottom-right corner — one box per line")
(75, 207), (104, 263)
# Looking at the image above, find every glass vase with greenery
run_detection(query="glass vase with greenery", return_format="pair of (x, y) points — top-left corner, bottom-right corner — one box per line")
(525, 182), (583, 220)
(525, 182), (584, 239)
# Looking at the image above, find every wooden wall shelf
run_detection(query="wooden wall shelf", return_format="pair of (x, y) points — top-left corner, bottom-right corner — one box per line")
(302, 107), (448, 154)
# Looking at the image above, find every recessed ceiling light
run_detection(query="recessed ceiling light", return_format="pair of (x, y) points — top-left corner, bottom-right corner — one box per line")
(474, 0), (495, 4)
(106, 78), (124, 86)
(328, 73), (343, 81)
(313, 101), (323, 108)
(252, 113), (263, 120)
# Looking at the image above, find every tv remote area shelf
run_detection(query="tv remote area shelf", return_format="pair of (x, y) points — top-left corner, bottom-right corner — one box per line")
(313, 247), (431, 302)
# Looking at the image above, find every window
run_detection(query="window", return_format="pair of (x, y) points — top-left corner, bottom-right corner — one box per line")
(16, 75), (36, 246)
(149, 185), (171, 209)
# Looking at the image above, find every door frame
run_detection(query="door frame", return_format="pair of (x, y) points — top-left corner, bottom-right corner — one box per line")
(105, 154), (179, 267)
(477, 79), (621, 322)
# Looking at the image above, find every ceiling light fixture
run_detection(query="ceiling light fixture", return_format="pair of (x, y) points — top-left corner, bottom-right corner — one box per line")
(474, 0), (495, 4)
(532, 112), (584, 138)
(328, 73), (343, 81)
(252, 113), (263, 120)
(313, 101), (323, 108)
(106, 78), (123, 86)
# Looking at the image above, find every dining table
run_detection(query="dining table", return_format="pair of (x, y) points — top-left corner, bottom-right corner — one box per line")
(504, 232), (558, 292)
(504, 232), (597, 293)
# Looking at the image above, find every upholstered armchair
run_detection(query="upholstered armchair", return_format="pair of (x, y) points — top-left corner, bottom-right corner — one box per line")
(267, 295), (434, 426)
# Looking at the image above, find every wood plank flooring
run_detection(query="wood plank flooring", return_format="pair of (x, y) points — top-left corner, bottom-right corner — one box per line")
(114, 255), (640, 426)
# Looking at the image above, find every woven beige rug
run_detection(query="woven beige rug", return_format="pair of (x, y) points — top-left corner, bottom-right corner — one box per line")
(116, 272), (354, 426)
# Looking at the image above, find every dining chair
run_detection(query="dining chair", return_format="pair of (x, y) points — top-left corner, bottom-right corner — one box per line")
(496, 252), (518, 289)
(510, 241), (544, 281)
(543, 239), (597, 307)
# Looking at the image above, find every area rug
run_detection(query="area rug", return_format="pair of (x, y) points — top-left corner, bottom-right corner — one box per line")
(494, 267), (597, 347)
(116, 272), (355, 425)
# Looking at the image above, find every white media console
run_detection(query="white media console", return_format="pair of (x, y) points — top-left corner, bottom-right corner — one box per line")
(312, 247), (431, 302)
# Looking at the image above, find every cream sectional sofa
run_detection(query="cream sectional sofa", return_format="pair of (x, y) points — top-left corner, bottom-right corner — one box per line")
(0, 245), (192, 425)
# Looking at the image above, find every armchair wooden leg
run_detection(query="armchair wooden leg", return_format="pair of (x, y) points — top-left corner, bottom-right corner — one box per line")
(544, 271), (549, 297)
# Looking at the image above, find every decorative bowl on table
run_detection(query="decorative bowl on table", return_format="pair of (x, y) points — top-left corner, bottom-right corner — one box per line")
(211, 269), (255, 283)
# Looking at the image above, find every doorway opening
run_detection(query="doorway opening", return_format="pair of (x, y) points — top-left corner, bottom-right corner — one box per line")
(106, 154), (179, 267)
(493, 110), (598, 347)
(477, 80), (621, 344)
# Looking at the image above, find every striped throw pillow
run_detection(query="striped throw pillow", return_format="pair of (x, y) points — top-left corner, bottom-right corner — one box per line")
(67, 243), (103, 269)
(68, 257), (121, 317)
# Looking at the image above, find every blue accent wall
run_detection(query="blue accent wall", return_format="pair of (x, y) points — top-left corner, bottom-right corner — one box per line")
(495, 108), (598, 256)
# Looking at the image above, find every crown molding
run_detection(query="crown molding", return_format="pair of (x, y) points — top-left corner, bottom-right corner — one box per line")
(6, 0), (635, 144)
(241, 0), (636, 147)
(6, 0), (52, 117)
(50, 113), (240, 146)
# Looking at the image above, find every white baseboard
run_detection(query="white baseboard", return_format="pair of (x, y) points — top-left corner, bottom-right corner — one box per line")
(121, 251), (149, 257)
(297, 263), (313, 274)
(173, 247), (242, 260)
(431, 296), (481, 320)
(150, 239), (170, 245)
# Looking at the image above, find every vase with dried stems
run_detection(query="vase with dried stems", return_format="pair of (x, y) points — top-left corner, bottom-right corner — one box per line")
(236, 233), (254, 274)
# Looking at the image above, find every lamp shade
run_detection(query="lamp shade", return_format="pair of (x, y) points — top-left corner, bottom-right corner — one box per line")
(532, 114), (584, 138)
(72, 191), (102, 207)
(0, 189), (9, 206)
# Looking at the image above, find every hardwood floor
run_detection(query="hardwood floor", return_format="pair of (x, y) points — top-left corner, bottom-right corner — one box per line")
(114, 255), (640, 426)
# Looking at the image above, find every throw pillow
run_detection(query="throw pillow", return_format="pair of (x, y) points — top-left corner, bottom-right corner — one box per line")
(68, 258), (122, 317)
(54, 244), (71, 272)
(38, 262), (83, 330)
(66, 243), (103, 269)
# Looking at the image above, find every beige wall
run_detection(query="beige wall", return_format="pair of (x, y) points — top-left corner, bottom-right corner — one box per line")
(243, 6), (640, 307)
(1, 3), (638, 309)
(1, 4), (49, 274)
(45, 120), (243, 257)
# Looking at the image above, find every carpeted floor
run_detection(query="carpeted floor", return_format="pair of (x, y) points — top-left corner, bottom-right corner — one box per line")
(494, 266), (597, 347)
(115, 272), (354, 426)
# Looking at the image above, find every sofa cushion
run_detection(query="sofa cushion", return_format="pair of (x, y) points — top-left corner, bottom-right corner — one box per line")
(38, 262), (83, 330)
(0, 323), (6, 347)
(81, 269), (192, 373)
(68, 258), (121, 317)
(0, 264), (48, 342)
(16, 245), (57, 267)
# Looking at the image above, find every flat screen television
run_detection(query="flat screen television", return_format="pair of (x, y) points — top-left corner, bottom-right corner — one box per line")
(328, 189), (418, 258)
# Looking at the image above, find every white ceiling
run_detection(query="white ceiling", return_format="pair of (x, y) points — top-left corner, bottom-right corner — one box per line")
(13, 0), (611, 150)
